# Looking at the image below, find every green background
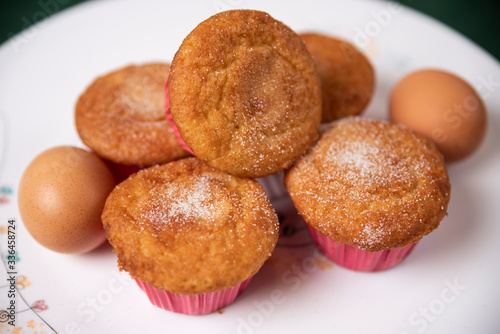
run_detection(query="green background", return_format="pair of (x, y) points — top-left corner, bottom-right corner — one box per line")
(1, 0), (499, 61)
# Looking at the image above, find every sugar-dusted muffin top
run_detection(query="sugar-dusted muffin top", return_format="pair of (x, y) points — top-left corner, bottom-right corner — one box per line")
(168, 10), (322, 178)
(300, 33), (375, 123)
(75, 63), (190, 166)
(284, 117), (450, 252)
(102, 158), (279, 294)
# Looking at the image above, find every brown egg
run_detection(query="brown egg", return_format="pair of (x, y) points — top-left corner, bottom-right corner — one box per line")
(390, 69), (487, 162)
(18, 146), (116, 254)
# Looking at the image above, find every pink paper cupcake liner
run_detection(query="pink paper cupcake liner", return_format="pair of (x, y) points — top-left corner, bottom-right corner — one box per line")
(165, 80), (194, 155)
(306, 225), (417, 272)
(134, 277), (252, 315)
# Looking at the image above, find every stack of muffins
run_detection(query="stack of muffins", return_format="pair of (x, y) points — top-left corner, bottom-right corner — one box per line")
(75, 9), (450, 315)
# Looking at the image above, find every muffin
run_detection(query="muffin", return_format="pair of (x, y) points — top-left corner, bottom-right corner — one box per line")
(300, 33), (375, 123)
(284, 117), (450, 271)
(168, 10), (322, 178)
(75, 63), (190, 172)
(102, 157), (279, 314)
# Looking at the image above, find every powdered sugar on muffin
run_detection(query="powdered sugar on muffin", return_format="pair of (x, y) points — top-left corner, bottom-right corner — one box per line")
(169, 10), (322, 177)
(103, 158), (279, 294)
(285, 117), (450, 251)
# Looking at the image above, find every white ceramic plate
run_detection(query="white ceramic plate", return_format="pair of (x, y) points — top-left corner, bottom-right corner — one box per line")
(1, 0), (499, 333)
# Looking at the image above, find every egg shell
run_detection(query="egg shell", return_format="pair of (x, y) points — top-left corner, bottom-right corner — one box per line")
(18, 146), (116, 254)
(390, 69), (487, 162)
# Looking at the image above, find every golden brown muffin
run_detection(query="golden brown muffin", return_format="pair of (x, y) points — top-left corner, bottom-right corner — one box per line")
(300, 33), (375, 123)
(284, 117), (450, 252)
(75, 63), (190, 166)
(169, 10), (322, 178)
(102, 157), (279, 295)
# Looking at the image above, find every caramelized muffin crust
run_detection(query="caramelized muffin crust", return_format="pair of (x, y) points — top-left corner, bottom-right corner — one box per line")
(75, 63), (190, 166)
(285, 118), (450, 252)
(102, 158), (279, 294)
(300, 33), (375, 123)
(169, 10), (322, 177)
